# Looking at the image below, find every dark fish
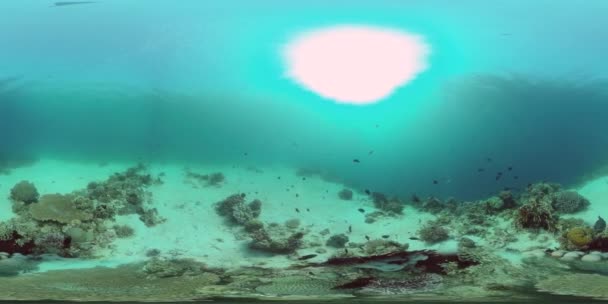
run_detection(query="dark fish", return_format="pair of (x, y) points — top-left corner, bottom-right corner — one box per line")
(353, 159), (360, 163)
(365, 235), (370, 241)
(503, 187), (511, 191)
(368, 150), (374, 155)
(308, 271), (315, 276)
(295, 208), (300, 213)
(344, 248), (349, 254)
(496, 175), (502, 181)
(409, 237), (420, 240)
(507, 166), (513, 171)
(295, 193), (299, 198)
(277, 176), (281, 179)
(514, 176), (519, 180)
(348, 225), (352, 233)
(364, 189), (371, 195)
(357, 208), (365, 213)
(243, 152), (248, 156)
(381, 235), (390, 239)
(433, 180), (438, 185)
(306, 208), (310, 212)
(477, 168), (485, 172)
(486, 157), (492, 162)
(54, 1), (97, 6)
(497, 172), (503, 175)
(298, 254), (318, 260)
(302, 177), (306, 181)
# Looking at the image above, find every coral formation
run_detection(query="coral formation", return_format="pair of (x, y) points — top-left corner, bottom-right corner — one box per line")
(515, 198), (557, 232)
(185, 170), (225, 187)
(564, 227), (593, 248)
(326, 234), (349, 248)
(143, 257), (209, 279)
(371, 192), (404, 214)
(0, 165), (164, 258)
(29, 194), (93, 224)
(215, 194), (261, 225)
(9, 181), (39, 204)
(338, 189), (353, 200)
(551, 191), (589, 214)
(417, 221), (449, 244)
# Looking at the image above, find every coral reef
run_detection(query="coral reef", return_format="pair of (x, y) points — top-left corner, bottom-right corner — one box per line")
(29, 194), (93, 224)
(143, 257), (209, 279)
(371, 192), (404, 214)
(551, 191), (589, 214)
(185, 170), (225, 187)
(338, 189), (353, 200)
(0, 164), (164, 257)
(215, 194), (261, 225)
(417, 221), (449, 244)
(515, 198), (557, 232)
(9, 181), (39, 204)
(326, 234), (349, 248)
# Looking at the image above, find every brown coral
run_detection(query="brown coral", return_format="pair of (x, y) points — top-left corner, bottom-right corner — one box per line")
(9, 181), (39, 204)
(29, 194), (93, 224)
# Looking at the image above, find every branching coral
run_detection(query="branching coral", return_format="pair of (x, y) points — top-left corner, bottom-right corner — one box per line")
(215, 194), (261, 225)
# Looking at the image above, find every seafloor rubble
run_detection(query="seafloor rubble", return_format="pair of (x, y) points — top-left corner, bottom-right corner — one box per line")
(1, 165), (608, 301)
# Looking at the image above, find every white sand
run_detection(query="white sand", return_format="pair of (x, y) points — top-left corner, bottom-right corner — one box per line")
(1, 158), (607, 272)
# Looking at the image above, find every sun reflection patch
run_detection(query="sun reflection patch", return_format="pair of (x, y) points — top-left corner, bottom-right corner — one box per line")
(282, 25), (430, 105)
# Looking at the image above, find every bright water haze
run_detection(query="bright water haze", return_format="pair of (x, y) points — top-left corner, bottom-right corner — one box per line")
(1, 0), (608, 200)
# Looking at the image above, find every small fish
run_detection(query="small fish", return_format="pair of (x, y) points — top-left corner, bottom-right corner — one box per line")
(308, 271), (315, 276)
(477, 168), (485, 172)
(514, 176), (519, 180)
(243, 152), (248, 156)
(357, 208), (365, 213)
(381, 235), (390, 239)
(295, 193), (299, 198)
(496, 175), (502, 181)
(507, 166), (513, 171)
(306, 208), (310, 212)
(486, 157), (493, 162)
(348, 225), (352, 233)
(364, 189), (371, 195)
(344, 248), (349, 254)
(54, 1), (96, 6)
(298, 254), (318, 260)
(365, 235), (370, 241)
(368, 150), (374, 155)
(353, 159), (360, 163)
(433, 180), (439, 185)
(302, 177), (306, 181)
(497, 172), (503, 175)
(295, 208), (300, 213)
(277, 176), (281, 179)
(409, 237), (420, 240)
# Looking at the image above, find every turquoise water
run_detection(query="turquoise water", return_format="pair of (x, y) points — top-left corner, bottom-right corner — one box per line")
(1, 1), (608, 302)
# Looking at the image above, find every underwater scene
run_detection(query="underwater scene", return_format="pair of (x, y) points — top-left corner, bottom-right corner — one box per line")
(1, 0), (608, 303)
